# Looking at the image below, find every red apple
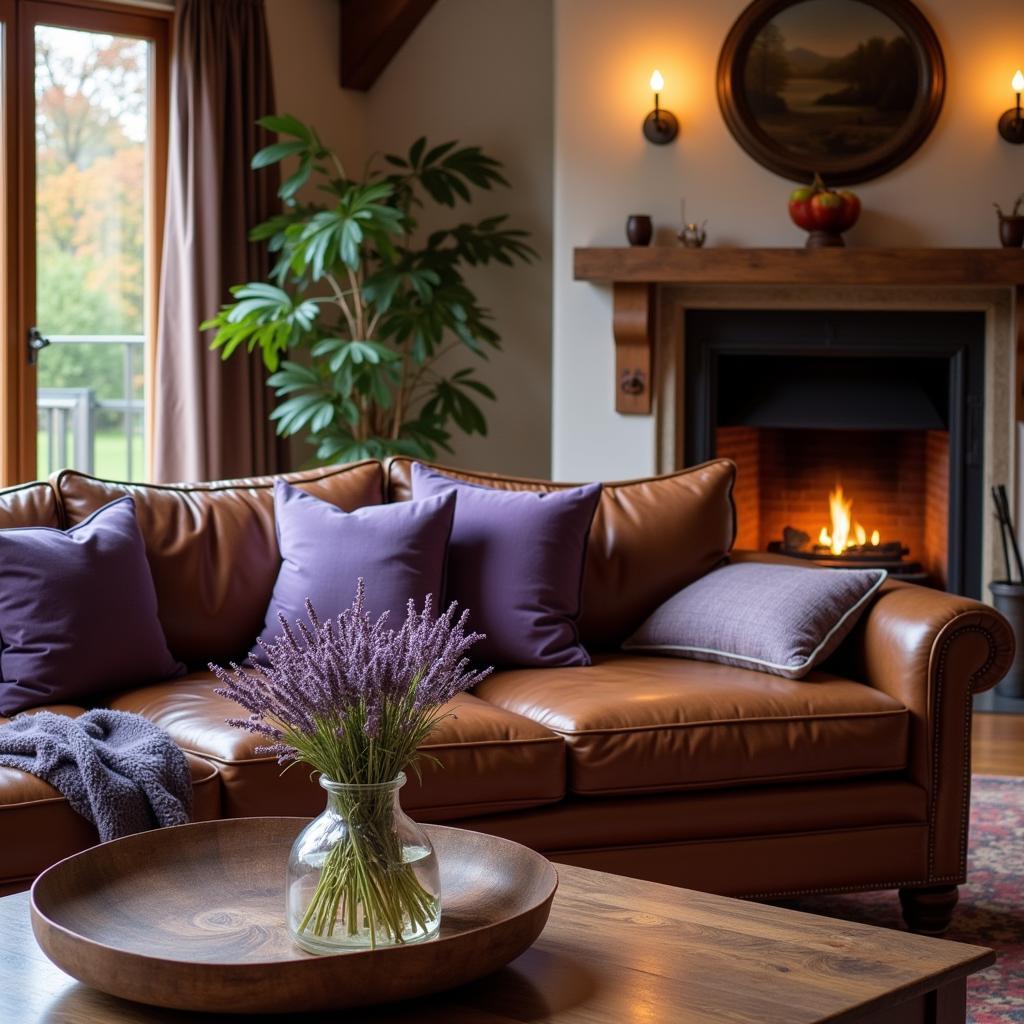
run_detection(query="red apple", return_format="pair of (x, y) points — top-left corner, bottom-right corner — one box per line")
(836, 190), (861, 231)
(788, 185), (818, 231)
(809, 190), (846, 230)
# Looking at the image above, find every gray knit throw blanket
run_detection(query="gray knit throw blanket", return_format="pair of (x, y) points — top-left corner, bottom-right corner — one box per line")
(0, 709), (192, 841)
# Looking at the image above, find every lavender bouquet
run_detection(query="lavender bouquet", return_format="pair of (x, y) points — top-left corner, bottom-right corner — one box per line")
(210, 581), (490, 953)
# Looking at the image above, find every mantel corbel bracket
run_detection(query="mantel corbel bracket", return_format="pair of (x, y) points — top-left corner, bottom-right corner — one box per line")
(612, 282), (655, 415)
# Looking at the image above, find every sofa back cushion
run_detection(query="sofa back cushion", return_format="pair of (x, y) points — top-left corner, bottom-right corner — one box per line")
(258, 481), (455, 652)
(0, 482), (61, 529)
(56, 463), (384, 665)
(386, 458), (736, 647)
(0, 497), (184, 715)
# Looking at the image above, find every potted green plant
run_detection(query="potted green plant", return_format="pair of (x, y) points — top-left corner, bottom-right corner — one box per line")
(202, 116), (536, 463)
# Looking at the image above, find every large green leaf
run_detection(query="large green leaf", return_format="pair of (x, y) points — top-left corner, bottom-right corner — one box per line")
(256, 113), (314, 140)
(251, 139), (308, 170)
(202, 284), (320, 370)
(386, 139), (510, 208)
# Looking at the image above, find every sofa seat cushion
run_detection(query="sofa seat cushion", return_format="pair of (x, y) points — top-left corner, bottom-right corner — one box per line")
(0, 703), (219, 894)
(55, 462), (384, 666)
(110, 673), (566, 820)
(474, 654), (909, 797)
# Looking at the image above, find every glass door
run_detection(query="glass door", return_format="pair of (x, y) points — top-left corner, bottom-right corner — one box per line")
(33, 19), (152, 479)
(0, 1), (167, 484)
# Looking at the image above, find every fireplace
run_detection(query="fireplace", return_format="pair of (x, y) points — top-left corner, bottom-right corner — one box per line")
(684, 309), (985, 597)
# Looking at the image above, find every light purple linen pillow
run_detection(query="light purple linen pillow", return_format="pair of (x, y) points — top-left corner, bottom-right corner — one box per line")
(410, 463), (602, 668)
(623, 562), (887, 679)
(258, 480), (455, 648)
(0, 496), (184, 715)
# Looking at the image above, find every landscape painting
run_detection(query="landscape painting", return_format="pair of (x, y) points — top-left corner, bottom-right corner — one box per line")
(741, 0), (919, 160)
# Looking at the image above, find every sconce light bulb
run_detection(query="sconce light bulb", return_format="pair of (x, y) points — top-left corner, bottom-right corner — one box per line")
(643, 69), (678, 144)
(998, 70), (1024, 142)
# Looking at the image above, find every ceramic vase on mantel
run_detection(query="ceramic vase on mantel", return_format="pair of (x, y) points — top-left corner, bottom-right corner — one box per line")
(998, 214), (1024, 248)
(286, 774), (441, 954)
(625, 214), (653, 247)
(994, 195), (1024, 247)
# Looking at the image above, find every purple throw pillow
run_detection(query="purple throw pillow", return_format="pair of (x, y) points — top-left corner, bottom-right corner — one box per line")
(411, 464), (602, 668)
(623, 562), (887, 679)
(0, 497), (184, 716)
(258, 480), (455, 649)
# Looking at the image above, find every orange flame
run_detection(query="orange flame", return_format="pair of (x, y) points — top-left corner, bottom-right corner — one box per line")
(818, 485), (880, 554)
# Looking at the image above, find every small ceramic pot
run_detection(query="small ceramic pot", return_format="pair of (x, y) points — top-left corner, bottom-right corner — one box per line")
(626, 215), (653, 247)
(998, 215), (1024, 248)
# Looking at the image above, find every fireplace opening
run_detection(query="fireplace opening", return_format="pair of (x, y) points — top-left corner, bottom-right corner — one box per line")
(718, 426), (946, 586)
(684, 310), (985, 597)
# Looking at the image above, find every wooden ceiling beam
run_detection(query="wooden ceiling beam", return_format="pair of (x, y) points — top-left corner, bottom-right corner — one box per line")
(339, 0), (438, 91)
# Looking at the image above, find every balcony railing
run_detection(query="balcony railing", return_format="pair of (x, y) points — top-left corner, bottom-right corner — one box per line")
(36, 334), (145, 481)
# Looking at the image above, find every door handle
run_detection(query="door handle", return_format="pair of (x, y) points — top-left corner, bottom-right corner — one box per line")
(27, 326), (50, 365)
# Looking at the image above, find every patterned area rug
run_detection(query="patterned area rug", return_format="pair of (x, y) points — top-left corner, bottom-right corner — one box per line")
(792, 775), (1023, 1023)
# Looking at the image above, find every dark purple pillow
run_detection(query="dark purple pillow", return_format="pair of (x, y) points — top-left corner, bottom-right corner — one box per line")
(411, 464), (602, 668)
(0, 497), (184, 716)
(258, 480), (455, 648)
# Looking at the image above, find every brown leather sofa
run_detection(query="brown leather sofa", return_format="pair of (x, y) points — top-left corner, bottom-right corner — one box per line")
(0, 458), (1012, 935)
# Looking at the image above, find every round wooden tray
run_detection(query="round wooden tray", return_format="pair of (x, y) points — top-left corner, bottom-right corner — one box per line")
(30, 817), (558, 1014)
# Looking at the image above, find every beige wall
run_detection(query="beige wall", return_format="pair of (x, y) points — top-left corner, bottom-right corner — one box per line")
(363, 0), (554, 477)
(265, 0), (367, 179)
(553, 0), (1024, 480)
(265, 0), (369, 468)
(266, 0), (553, 478)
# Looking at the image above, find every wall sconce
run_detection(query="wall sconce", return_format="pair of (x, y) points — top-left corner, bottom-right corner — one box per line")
(643, 70), (678, 144)
(998, 69), (1024, 144)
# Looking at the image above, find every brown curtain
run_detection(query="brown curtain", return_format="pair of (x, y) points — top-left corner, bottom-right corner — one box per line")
(153, 0), (286, 483)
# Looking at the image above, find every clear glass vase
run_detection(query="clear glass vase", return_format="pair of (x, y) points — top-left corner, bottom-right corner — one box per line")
(286, 773), (441, 954)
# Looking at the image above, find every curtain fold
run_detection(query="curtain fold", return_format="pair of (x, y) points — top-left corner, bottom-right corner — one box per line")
(153, 0), (286, 483)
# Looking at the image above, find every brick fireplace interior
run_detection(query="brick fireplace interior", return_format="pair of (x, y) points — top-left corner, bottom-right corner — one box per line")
(718, 425), (950, 587)
(684, 309), (985, 597)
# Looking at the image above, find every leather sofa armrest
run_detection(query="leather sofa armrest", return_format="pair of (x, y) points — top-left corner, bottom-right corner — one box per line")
(731, 550), (1014, 883)
(850, 580), (1014, 703)
(839, 579), (1012, 882)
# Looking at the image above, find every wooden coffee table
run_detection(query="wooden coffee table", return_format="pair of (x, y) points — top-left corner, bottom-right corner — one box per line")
(0, 863), (993, 1023)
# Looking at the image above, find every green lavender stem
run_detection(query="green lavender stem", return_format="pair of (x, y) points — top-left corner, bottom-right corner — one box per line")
(295, 791), (437, 948)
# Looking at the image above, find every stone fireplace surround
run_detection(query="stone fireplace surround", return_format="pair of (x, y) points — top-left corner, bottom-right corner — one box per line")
(652, 283), (1014, 596)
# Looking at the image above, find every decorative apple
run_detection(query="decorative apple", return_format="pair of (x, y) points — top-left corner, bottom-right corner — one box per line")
(788, 174), (860, 248)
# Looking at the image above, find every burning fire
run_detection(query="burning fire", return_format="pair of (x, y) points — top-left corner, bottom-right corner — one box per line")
(817, 485), (880, 555)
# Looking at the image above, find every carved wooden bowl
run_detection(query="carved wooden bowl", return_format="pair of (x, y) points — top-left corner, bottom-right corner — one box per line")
(30, 818), (558, 1014)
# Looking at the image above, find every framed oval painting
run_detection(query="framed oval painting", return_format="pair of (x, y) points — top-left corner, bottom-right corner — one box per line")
(717, 0), (945, 184)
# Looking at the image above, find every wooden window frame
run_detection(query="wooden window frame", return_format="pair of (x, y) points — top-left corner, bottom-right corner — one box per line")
(0, 0), (169, 485)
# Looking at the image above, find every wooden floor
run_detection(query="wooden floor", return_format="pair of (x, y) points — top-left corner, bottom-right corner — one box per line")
(973, 712), (1024, 776)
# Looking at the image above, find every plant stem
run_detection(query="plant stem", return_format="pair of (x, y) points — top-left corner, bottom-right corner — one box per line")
(325, 273), (358, 339)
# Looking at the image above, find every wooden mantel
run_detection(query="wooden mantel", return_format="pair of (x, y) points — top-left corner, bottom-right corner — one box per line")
(573, 247), (1024, 414)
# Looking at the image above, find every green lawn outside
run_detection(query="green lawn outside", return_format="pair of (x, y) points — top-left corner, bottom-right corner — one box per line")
(37, 428), (146, 481)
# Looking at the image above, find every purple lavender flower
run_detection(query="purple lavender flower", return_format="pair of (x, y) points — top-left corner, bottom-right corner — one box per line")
(210, 580), (492, 785)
